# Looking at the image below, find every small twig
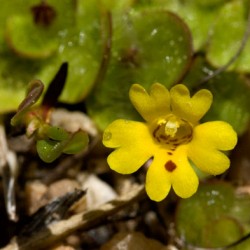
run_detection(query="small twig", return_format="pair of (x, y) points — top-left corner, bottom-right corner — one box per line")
(18, 189), (86, 237)
(1, 185), (145, 250)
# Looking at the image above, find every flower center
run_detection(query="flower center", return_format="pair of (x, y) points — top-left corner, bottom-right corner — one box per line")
(152, 115), (193, 149)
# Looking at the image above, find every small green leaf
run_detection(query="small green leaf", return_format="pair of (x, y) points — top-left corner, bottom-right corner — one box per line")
(36, 139), (65, 163)
(36, 130), (89, 163)
(46, 126), (69, 141)
(11, 80), (44, 126)
(63, 131), (89, 154)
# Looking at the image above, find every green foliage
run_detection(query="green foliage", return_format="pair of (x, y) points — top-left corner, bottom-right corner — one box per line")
(206, 0), (250, 71)
(87, 8), (193, 130)
(176, 182), (250, 249)
(183, 56), (250, 135)
(5, 15), (58, 59)
(0, 0), (103, 112)
(1, 0), (250, 135)
(10, 75), (89, 163)
(11, 80), (44, 126)
(37, 130), (89, 163)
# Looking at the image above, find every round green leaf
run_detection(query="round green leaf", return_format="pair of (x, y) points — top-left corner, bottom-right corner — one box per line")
(36, 139), (65, 163)
(206, 1), (250, 72)
(87, 9), (193, 130)
(176, 182), (237, 247)
(137, 0), (225, 50)
(5, 15), (58, 59)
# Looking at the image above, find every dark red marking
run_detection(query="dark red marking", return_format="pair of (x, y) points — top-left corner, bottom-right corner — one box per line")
(167, 152), (173, 155)
(170, 138), (178, 142)
(160, 135), (168, 140)
(165, 160), (176, 172)
(153, 125), (160, 138)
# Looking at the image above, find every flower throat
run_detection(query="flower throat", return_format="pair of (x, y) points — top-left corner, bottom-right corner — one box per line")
(152, 115), (193, 149)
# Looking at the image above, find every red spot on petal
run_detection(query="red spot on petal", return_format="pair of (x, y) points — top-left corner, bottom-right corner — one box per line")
(165, 160), (176, 172)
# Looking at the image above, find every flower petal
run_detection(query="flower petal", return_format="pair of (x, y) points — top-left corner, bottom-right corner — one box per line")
(146, 147), (198, 201)
(170, 84), (213, 123)
(107, 146), (153, 174)
(129, 83), (171, 122)
(188, 146), (230, 175)
(192, 121), (237, 150)
(103, 119), (157, 174)
(103, 119), (153, 148)
(145, 152), (171, 201)
(170, 149), (199, 198)
(187, 121), (237, 175)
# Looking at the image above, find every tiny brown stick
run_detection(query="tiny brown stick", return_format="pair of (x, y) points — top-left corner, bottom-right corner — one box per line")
(1, 185), (145, 250)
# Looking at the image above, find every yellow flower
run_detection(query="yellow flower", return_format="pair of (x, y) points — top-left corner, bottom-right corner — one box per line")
(103, 83), (237, 201)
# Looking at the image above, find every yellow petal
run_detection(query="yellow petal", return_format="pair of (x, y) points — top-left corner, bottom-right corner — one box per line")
(103, 119), (153, 148)
(129, 83), (171, 122)
(170, 148), (199, 198)
(187, 121), (237, 175)
(103, 119), (157, 174)
(145, 152), (171, 201)
(146, 146), (198, 201)
(188, 146), (230, 175)
(192, 121), (237, 150)
(107, 146), (153, 174)
(170, 84), (213, 123)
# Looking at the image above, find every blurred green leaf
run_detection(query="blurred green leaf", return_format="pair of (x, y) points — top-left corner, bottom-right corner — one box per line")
(36, 139), (65, 163)
(134, 0), (226, 50)
(164, 0), (224, 50)
(87, 8), (193, 130)
(5, 15), (58, 59)
(176, 182), (250, 249)
(0, 0), (104, 113)
(63, 130), (89, 154)
(206, 0), (250, 72)
(46, 126), (69, 141)
(203, 217), (243, 248)
(11, 80), (44, 126)
(182, 56), (250, 135)
(36, 129), (89, 163)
